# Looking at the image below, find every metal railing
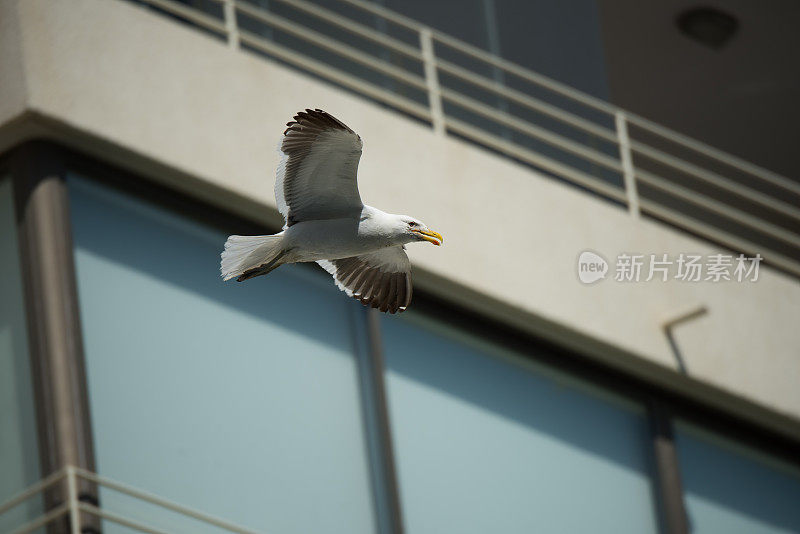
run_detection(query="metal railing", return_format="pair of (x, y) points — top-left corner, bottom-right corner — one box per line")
(129, 0), (800, 278)
(0, 465), (262, 533)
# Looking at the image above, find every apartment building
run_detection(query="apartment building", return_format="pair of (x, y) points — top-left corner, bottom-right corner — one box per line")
(1, 0), (799, 532)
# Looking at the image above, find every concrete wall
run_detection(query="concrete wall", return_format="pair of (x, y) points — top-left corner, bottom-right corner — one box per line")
(1, 0), (798, 439)
(0, 0), (27, 127)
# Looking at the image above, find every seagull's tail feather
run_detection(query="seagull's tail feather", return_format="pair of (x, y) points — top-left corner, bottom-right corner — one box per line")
(220, 234), (287, 282)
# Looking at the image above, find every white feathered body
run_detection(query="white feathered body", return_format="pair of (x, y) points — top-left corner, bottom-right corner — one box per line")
(283, 206), (405, 262)
(221, 206), (409, 280)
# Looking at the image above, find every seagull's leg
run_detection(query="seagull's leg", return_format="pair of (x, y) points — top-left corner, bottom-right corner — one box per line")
(236, 249), (290, 282)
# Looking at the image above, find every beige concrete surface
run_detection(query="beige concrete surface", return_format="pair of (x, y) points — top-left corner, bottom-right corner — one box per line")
(1, 0), (799, 439)
(0, 0), (26, 127)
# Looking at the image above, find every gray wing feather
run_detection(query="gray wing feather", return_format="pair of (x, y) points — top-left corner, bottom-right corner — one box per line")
(275, 109), (363, 227)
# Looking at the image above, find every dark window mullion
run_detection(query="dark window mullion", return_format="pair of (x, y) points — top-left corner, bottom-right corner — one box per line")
(649, 399), (689, 534)
(353, 307), (405, 534)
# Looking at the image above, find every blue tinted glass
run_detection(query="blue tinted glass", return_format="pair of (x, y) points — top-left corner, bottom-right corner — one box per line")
(676, 422), (800, 533)
(69, 176), (377, 533)
(381, 313), (658, 534)
(0, 178), (43, 532)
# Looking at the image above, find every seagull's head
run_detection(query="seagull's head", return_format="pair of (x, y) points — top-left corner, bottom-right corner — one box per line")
(395, 215), (443, 246)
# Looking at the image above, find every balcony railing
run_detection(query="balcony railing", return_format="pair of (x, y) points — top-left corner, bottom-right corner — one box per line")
(0, 466), (261, 533)
(129, 0), (800, 278)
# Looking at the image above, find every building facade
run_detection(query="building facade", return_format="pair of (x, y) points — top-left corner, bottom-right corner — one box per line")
(1, 1), (799, 533)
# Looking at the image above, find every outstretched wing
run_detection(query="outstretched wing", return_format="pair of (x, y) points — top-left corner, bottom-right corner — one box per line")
(317, 247), (413, 314)
(276, 109), (364, 227)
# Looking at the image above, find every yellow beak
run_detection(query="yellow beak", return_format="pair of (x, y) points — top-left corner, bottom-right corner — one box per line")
(413, 228), (443, 246)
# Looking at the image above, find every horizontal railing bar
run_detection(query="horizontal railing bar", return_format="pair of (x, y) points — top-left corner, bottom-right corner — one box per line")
(639, 199), (800, 279)
(626, 113), (800, 198)
(431, 32), (617, 117)
(445, 116), (628, 203)
(79, 503), (171, 534)
(637, 169), (800, 248)
(436, 58), (619, 144)
(334, 0), (425, 32)
(239, 30), (432, 121)
(264, 0), (423, 60)
(441, 87), (623, 173)
(74, 467), (262, 534)
(632, 140), (800, 224)
(9, 503), (69, 534)
(236, 3), (428, 91)
(0, 469), (66, 516)
(136, 0), (228, 34)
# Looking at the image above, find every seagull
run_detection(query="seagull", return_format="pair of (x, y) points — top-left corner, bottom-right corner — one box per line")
(220, 108), (442, 314)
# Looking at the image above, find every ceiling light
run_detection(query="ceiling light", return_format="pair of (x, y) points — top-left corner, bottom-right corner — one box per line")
(676, 7), (739, 50)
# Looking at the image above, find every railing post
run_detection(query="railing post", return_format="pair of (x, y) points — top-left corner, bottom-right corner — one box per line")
(223, 0), (240, 50)
(66, 466), (80, 534)
(419, 27), (445, 136)
(615, 110), (639, 217)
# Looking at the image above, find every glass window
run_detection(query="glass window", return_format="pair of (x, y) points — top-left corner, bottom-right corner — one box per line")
(68, 176), (378, 533)
(0, 177), (43, 531)
(381, 313), (659, 534)
(675, 421), (800, 533)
